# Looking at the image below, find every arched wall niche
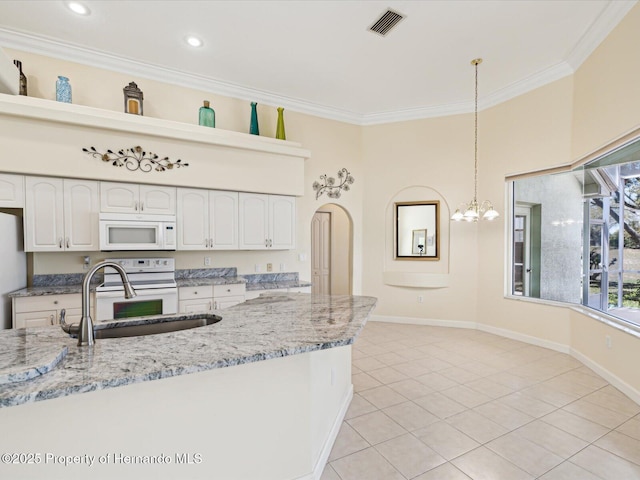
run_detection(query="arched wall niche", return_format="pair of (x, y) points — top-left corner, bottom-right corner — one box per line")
(383, 186), (450, 288)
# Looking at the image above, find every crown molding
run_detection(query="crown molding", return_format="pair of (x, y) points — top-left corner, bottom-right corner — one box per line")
(0, 0), (636, 127)
(565, 0), (638, 71)
(0, 27), (365, 125)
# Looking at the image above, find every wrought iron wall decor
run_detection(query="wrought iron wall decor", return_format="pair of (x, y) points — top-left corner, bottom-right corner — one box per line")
(312, 168), (354, 200)
(83, 146), (189, 172)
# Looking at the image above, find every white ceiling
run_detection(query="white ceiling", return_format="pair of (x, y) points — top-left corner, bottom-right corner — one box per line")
(0, 0), (636, 124)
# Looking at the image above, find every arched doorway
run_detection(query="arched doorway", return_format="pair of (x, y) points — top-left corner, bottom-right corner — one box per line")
(311, 204), (353, 295)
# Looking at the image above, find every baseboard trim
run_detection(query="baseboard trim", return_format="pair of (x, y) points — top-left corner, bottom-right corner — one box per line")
(298, 384), (354, 480)
(370, 314), (639, 404)
(570, 347), (640, 406)
(370, 314), (476, 330)
(477, 324), (571, 354)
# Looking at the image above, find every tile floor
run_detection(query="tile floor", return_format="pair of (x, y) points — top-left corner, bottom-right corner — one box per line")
(321, 322), (640, 480)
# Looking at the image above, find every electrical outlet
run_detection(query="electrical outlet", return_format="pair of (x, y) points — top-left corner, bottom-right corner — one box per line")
(267, 263), (273, 272)
(280, 263), (286, 271)
(82, 256), (90, 270)
(204, 256), (211, 266)
(417, 295), (424, 303)
(298, 253), (307, 262)
(606, 335), (612, 349)
(255, 264), (262, 273)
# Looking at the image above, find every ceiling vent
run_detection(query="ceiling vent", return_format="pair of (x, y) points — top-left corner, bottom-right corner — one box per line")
(369, 9), (405, 37)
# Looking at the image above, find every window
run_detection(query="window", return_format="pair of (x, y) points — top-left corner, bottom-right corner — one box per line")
(510, 136), (640, 329)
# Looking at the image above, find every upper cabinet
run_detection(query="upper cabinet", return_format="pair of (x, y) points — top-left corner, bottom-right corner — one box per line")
(176, 188), (238, 250)
(100, 182), (176, 215)
(239, 193), (295, 250)
(0, 173), (24, 208)
(25, 177), (99, 252)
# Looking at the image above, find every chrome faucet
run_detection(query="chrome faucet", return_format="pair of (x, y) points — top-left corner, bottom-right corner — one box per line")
(61, 261), (136, 346)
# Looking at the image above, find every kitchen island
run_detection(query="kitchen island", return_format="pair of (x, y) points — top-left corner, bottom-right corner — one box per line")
(0, 293), (377, 480)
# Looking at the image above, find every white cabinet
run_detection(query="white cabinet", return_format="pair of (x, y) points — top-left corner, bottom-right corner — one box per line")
(100, 182), (176, 215)
(25, 177), (99, 252)
(178, 283), (245, 313)
(0, 173), (24, 207)
(13, 293), (84, 329)
(239, 193), (295, 250)
(245, 286), (310, 301)
(177, 188), (238, 250)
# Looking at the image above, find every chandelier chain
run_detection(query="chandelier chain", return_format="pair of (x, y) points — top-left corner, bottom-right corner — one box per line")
(474, 59), (479, 203)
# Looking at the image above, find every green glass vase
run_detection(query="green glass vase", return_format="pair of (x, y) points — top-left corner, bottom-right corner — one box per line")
(275, 107), (286, 140)
(250, 102), (259, 135)
(199, 100), (215, 127)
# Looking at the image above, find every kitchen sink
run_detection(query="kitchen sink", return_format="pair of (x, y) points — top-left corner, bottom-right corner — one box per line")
(93, 314), (222, 339)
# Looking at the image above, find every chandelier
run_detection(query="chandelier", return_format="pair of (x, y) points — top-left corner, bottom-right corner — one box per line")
(451, 58), (499, 222)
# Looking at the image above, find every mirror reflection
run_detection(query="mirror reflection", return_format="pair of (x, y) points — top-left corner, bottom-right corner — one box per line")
(395, 201), (439, 260)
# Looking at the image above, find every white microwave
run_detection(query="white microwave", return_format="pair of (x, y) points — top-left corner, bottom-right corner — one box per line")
(99, 213), (176, 251)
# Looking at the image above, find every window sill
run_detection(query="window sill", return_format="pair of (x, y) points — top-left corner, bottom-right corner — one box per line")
(504, 294), (640, 340)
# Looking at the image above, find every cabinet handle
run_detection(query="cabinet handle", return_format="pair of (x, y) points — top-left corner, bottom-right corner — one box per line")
(50, 314), (54, 325)
(227, 288), (231, 293)
(269, 239), (273, 247)
(140, 202), (144, 212)
(66, 237), (70, 249)
(209, 238), (214, 248)
(58, 238), (63, 249)
(205, 238), (209, 248)
(265, 239), (268, 247)
(135, 201), (139, 211)
(214, 301), (218, 310)
(53, 300), (58, 305)
(194, 291), (198, 295)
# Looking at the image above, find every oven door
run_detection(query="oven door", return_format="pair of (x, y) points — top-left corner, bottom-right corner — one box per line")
(95, 287), (178, 321)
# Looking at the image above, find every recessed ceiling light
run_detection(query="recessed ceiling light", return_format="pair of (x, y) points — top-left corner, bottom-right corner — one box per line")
(66, 1), (90, 15)
(185, 36), (203, 48)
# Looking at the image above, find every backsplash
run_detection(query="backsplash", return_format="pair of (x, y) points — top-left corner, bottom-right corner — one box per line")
(175, 268), (237, 279)
(242, 272), (299, 284)
(32, 273), (102, 287)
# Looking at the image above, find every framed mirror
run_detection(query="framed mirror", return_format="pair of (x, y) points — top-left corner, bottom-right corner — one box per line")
(395, 201), (439, 260)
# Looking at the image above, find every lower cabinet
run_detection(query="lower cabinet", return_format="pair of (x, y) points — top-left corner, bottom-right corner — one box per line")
(178, 283), (246, 313)
(13, 294), (84, 329)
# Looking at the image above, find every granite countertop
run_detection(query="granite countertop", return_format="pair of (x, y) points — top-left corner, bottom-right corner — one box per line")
(0, 293), (377, 408)
(10, 270), (311, 297)
(176, 276), (246, 288)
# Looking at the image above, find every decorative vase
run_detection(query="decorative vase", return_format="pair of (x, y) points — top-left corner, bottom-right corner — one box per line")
(199, 100), (215, 127)
(56, 76), (71, 103)
(249, 102), (259, 135)
(275, 107), (286, 140)
(13, 60), (27, 96)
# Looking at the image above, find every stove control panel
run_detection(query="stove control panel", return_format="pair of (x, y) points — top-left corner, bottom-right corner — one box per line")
(105, 258), (175, 273)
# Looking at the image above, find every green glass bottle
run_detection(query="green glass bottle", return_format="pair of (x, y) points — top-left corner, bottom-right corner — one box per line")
(250, 102), (259, 135)
(276, 107), (286, 140)
(199, 100), (215, 127)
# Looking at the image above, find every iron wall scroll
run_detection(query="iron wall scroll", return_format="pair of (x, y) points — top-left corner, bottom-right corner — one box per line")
(83, 146), (188, 173)
(312, 168), (355, 200)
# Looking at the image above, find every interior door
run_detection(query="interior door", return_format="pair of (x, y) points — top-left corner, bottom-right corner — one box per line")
(311, 212), (331, 295)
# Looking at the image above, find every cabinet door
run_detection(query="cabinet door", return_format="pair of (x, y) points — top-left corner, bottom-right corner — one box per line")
(239, 193), (269, 249)
(63, 179), (99, 251)
(100, 182), (139, 213)
(179, 298), (213, 313)
(177, 188), (209, 250)
(269, 195), (296, 249)
(140, 185), (176, 215)
(214, 297), (245, 310)
(14, 310), (57, 329)
(0, 173), (24, 208)
(25, 177), (65, 252)
(210, 190), (238, 250)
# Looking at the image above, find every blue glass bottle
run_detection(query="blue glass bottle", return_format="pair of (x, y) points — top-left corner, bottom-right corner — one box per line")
(199, 100), (215, 127)
(250, 102), (259, 135)
(56, 76), (71, 103)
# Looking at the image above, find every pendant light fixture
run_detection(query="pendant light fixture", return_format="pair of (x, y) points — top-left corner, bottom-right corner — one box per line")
(451, 58), (499, 222)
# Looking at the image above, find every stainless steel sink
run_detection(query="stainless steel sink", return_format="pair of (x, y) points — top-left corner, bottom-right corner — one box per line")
(87, 314), (221, 339)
